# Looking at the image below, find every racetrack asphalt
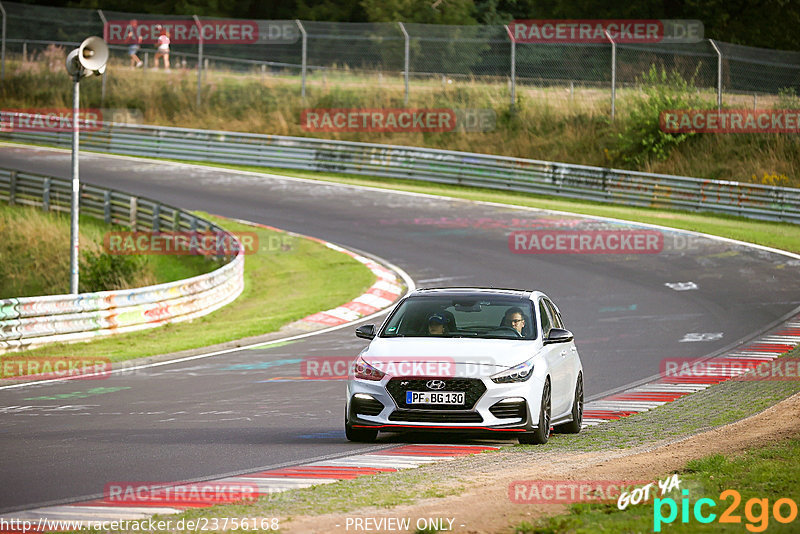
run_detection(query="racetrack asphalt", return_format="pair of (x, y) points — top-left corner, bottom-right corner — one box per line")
(1, 144), (798, 512)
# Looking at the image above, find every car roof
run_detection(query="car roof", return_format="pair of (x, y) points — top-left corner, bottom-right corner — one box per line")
(409, 287), (536, 300)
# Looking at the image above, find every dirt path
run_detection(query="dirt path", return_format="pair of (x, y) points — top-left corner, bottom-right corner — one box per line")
(279, 391), (800, 533)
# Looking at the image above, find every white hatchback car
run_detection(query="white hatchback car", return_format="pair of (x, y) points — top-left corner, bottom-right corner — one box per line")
(345, 288), (583, 444)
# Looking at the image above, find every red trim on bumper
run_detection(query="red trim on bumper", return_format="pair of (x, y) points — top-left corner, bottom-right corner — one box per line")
(353, 424), (526, 432)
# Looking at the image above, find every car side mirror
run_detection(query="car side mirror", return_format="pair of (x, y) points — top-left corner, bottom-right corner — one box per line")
(544, 328), (573, 345)
(355, 324), (376, 340)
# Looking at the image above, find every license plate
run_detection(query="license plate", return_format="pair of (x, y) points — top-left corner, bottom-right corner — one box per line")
(406, 391), (465, 405)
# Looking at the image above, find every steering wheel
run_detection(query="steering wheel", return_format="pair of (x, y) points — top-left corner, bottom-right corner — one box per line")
(492, 326), (523, 337)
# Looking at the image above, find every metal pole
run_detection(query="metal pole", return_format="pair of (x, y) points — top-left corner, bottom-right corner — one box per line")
(69, 74), (80, 294)
(97, 9), (107, 106)
(709, 39), (722, 112)
(0, 1), (6, 83)
(504, 25), (515, 109)
(605, 30), (616, 121)
(295, 20), (307, 98)
(398, 22), (409, 106)
(193, 15), (203, 107)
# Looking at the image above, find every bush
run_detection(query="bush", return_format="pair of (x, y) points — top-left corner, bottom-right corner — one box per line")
(614, 65), (709, 167)
(79, 250), (146, 293)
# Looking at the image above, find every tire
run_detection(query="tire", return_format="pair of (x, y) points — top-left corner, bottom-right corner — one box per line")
(519, 378), (551, 445)
(556, 373), (583, 434)
(345, 406), (378, 442)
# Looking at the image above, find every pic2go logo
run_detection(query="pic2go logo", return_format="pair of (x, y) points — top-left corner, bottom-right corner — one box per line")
(654, 489), (798, 532)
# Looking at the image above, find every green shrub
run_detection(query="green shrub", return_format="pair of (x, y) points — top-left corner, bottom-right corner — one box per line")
(614, 65), (709, 166)
(79, 250), (146, 293)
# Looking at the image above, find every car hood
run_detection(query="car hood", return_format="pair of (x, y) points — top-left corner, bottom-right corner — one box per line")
(362, 337), (539, 376)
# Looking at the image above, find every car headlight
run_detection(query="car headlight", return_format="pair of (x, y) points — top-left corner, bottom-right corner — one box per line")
(490, 359), (534, 384)
(352, 355), (386, 381)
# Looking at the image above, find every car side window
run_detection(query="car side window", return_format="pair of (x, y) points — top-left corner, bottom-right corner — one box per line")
(538, 301), (552, 339)
(545, 299), (564, 329)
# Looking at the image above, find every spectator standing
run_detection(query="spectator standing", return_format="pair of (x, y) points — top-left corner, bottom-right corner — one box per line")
(126, 20), (143, 68)
(155, 27), (170, 71)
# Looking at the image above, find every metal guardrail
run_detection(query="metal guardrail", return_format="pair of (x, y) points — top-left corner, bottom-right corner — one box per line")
(0, 166), (244, 353)
(2, 121), (799, 224)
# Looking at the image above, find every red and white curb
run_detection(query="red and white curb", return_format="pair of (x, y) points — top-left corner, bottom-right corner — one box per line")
(0, 445), (499, 528)
(581, 314), (800, 427)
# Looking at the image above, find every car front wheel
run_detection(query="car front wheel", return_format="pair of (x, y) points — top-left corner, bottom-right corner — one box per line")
(555, 373), (583, 434)
(519, 378), (551, 445)
(345, 407), (378, 442)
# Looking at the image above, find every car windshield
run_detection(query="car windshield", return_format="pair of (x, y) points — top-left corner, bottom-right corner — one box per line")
(381, 295), (536, 339)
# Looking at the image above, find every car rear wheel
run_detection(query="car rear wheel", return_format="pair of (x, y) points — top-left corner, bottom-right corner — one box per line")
(555, 373), (583, 434)
(345, 407), (378, 442)
(519, 378), (551, 445)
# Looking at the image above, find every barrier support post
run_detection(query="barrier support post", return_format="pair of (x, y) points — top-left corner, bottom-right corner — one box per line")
(504, 24), (516, 110)
(295, 20), (307, 98)
(709, 39), (723, 111)
(398, 22), (409, 106)
(193, 15), (203, 108)
(605, 30), (616, 121)
(0, 1), (6, 83)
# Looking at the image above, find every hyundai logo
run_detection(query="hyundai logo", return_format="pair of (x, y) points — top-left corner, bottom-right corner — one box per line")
(426, 379), (446, 390)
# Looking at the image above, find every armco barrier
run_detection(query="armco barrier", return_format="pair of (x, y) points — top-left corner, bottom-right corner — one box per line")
(0, 167), (244, 353)
(2, 121), (799, 224)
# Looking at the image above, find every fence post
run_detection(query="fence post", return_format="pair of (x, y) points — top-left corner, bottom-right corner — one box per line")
(129, 196), (137, 230)
(0, 1), (6, 84)
(8, 170), (16, 205)
(103, 190), (111, 223)
(295, 20), (307, 98)
(605, 30), (616, 121)
(709, 39), (722, 111)
(152, 203), (161, 232)
(504, 25), (516, 109)
(398, 22), (409, 106)
(193, 15), (203, 108)
(42, 178), (51, 212)
(97, 9), (108, 107)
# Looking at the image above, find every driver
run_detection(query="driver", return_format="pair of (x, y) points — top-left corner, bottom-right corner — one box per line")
(503, 307), (526, 335)
(427, 313), (448, 335)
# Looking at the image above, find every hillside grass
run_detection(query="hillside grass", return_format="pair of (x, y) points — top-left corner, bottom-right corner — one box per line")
(0, 202), (213, 298)
(2, 49), (799, 187)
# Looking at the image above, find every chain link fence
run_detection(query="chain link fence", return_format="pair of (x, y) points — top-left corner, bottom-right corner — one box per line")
(1, 0), (799, 114)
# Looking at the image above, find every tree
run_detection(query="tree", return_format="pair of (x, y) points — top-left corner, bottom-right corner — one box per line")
(361, 0), (477, 24)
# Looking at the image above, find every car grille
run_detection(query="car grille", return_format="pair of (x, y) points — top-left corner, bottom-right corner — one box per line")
(386, 378), (486, 410)
(351, 396), (384, 416)
(388, 410), (483, 423)
(489, 399), (527, 419)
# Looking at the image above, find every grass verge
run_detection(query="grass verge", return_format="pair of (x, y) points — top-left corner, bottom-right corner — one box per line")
(1, 213), (376, 365)
(516, 437), (800, 533)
